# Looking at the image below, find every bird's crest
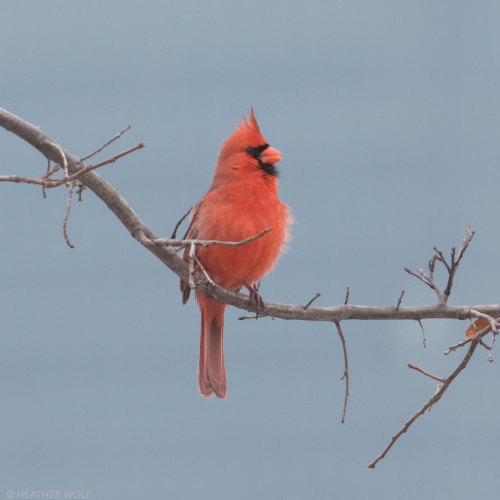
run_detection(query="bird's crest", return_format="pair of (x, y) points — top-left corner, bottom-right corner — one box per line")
(236, 107), (261, 136)
(219, 108), (266, 158)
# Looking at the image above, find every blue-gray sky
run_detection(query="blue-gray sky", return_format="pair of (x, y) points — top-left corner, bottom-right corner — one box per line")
(2, 1), (500, 498)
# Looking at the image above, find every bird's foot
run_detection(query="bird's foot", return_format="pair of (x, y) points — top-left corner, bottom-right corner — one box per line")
(205, 280), (216, 298)
(245, 282), (265, 318)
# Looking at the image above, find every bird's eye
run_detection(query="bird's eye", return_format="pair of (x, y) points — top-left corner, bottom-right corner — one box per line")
(245, 144), (269, 159)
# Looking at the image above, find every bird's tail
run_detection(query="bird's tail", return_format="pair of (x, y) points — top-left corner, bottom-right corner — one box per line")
(198, 295), (227, 399)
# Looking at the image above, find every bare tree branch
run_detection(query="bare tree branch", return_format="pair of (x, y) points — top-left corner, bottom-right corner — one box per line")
(171, 206), (193, 239)
(335, 321), (350, 424)
(444, 337), (472, 355)
(404, 259), (441, 300)
(63, 179), (75, 248)
(154, 227), (272, 249)
(81, 125), (131, 161)
(304, 292), (321, 310)
(3, 107), (500, 322)
(417, 319), (426, 348)
(394, 290), (405, 311)
(407, 363), (445, 383)
(0, 143), (145, 188)
(344, 286), (350, 305)
(368, 321), (492, 469)
(2, 107), (500, 469)
(405, 223), (475, 305)
(437, 222), (475, 302)
(0, 107), (498, 321)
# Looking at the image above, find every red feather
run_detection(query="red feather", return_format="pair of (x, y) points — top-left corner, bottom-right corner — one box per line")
(181, 109), (292, 398)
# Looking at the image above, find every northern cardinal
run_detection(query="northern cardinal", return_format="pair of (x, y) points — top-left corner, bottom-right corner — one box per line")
(181, 109), (292, 399)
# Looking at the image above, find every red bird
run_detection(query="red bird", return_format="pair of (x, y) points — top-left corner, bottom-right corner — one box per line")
(181, 109), (292, 399)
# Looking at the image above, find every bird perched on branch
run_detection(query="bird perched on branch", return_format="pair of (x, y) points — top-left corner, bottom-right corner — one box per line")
(181, 109), (292, 399)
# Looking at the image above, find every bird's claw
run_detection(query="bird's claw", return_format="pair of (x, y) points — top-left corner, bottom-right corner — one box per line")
(245, 282), (265, 318)
(205, 280), (216, 297)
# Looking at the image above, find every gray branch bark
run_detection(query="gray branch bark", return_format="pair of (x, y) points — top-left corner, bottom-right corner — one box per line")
(1, 107), (499, 323)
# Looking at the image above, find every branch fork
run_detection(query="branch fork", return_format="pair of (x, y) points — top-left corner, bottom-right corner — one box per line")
(0, 116), (143, 248)
(404, 222), (475, 304)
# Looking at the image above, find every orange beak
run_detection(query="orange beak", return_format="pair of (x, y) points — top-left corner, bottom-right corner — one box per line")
(259, 146), (283, 165)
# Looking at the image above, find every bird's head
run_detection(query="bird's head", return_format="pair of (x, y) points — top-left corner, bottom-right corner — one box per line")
(214, 109), (282, 181)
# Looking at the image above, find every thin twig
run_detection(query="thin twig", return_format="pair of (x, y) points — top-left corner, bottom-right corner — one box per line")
(187, 243), (196, 290)
(43, 159), (50, 198)
(64, 143), (144, 183)
(441, 222), (475, 301)
(81, 125), (132, 161)
(369, 322), (490, 468)
(488, 333), (497, 363)
(404, 264), (441, 300)
(445, 310), (498, 357)
(182, 199), (204, 240)
(394, 290), (405, 311)
(76, 181), (85, 201)
(334, 321), (349, 424)
(0, 143), (145, 188)
(404, 223), (474, 305)
(407, 364), (445, 383)
(45, 163), (62, 178)
(417, 319), (426, 348)
(52, 141), (69, 179)
(63, 183), (74, 248)
(0, 142), (143, 248)
(444, 338), (472, 355)
(171, 206), (193, 239)
(304, 292), (321, 310)
(193, 254), (215, 285)
(479, 339), (491, 351)
(344, 286), (350, 305)
(51, 143), (74, 248)
(154, 227), (272, 249)
(0, 174), (51, 185)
